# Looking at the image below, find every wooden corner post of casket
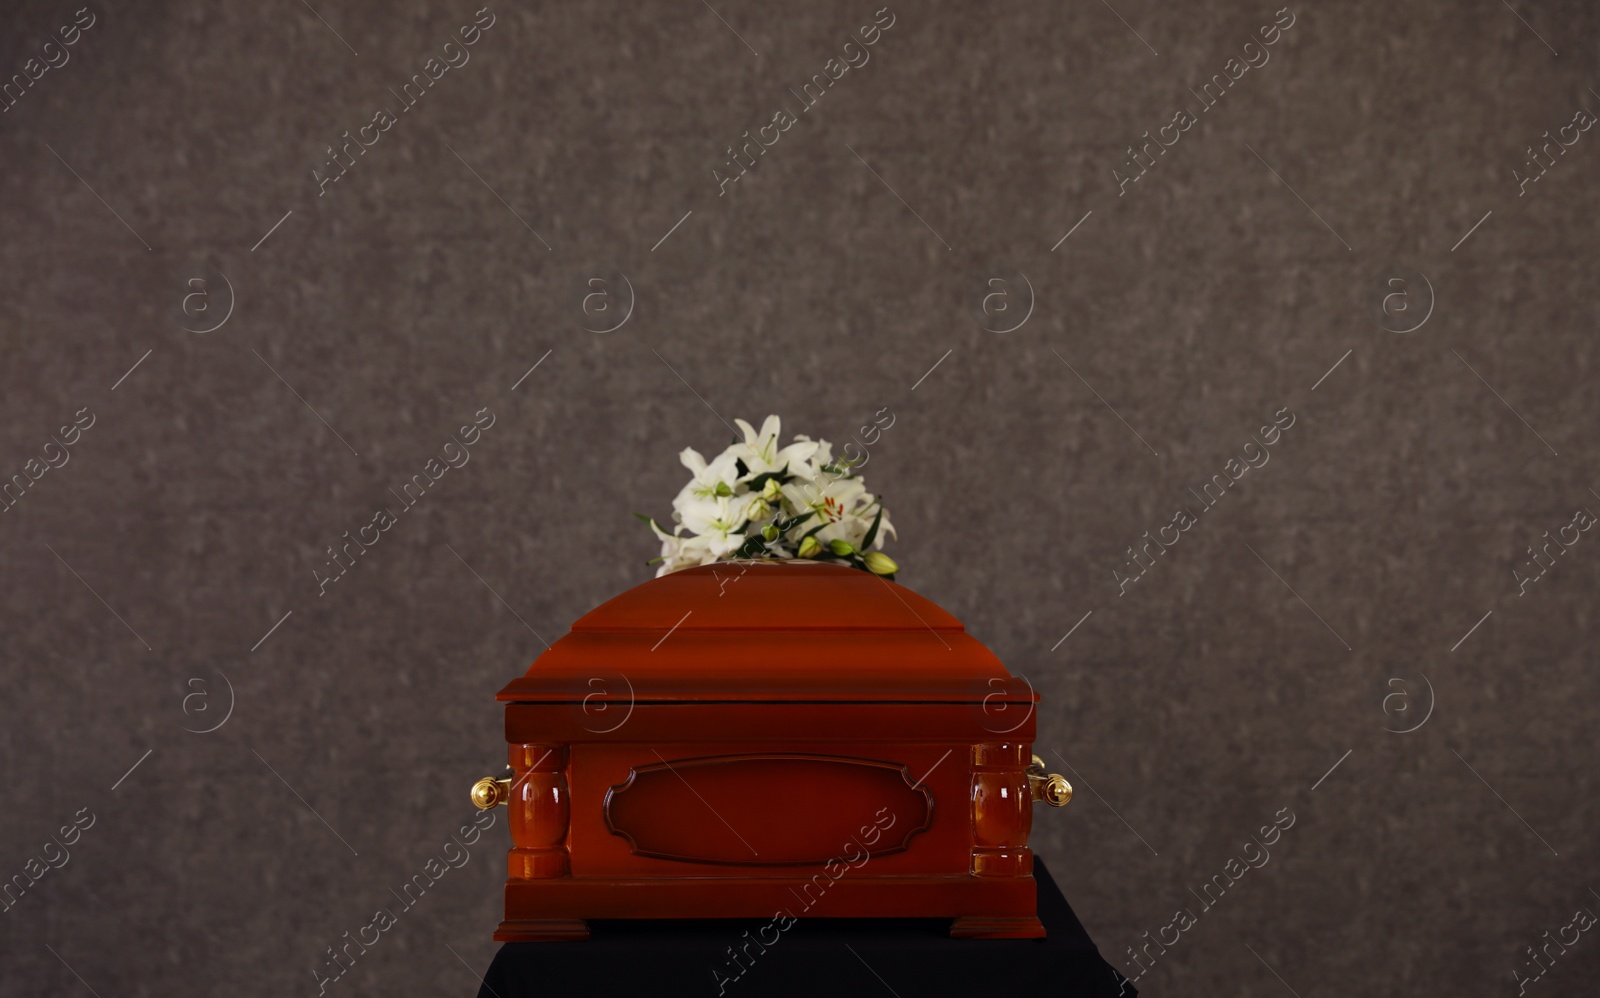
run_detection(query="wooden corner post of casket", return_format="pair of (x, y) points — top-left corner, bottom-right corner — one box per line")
(469, 560), (1072, 941)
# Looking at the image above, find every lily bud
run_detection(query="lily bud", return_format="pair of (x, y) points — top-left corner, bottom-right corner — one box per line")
(760, 478), (782, 500)
(863, 551), (899, 576)
(714, 481), (734, 498)
(798, 536), (822, 558)
(761, 523), (779, 542)
(828, 539), (854, 557)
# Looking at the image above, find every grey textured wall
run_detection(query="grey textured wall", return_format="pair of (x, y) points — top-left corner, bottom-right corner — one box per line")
(2, 0), (1598, 994)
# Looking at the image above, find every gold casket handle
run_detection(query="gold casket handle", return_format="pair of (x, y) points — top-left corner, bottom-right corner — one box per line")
(1028, 754), (1072, 808)
(470, 773), (513, 810)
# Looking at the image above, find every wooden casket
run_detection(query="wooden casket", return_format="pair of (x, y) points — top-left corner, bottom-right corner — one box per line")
(470, 560), (1071, 941)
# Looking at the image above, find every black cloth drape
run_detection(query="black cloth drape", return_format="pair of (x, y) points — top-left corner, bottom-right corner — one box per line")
(475, 859), (1135, 997)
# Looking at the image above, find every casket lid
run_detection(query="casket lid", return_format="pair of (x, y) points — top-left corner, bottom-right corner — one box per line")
(497, 561), (1030, 704)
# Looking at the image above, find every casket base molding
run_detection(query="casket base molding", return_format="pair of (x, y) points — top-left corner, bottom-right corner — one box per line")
(499, 874), (1042, 940)
(495, 918), (591, 942)
(948, 914), (1046, 939)
(495, 914), (1045, 943)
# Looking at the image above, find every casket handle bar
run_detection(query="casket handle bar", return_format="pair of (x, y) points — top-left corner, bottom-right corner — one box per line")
(1027, 755), (1072, 808)
(470, 770), (514, 810)
(474, 762), (1068, 808)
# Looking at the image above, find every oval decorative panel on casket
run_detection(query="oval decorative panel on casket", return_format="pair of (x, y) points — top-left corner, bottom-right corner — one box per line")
(603, 753), (933, 865)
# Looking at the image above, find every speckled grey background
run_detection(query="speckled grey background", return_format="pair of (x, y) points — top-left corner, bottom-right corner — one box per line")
(2, 0), (1598, 994)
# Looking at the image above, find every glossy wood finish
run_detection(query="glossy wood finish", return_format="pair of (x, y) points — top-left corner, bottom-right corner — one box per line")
(507, 743), (568, 880)
(567, 737), (968, 880)
(604, 754), (932, 865)
(489, 562), (1051, 941)
(971, 742), (1034, 878)
(495, 560), (1013, 704)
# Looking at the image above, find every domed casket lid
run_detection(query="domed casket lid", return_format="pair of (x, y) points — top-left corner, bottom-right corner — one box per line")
(497, 561), (1031, 705)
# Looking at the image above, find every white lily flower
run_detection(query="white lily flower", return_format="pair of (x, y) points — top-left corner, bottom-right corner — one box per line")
(780, 475), (866, 528)
(679, 494), (749, 558)
(826, 498), (895, 551)
(781, 473), (896, 551)
(649, 518), (715, 577)
(733, 415), (820, 479)
(673, 447), (741, 510)
(792, 434), (833, 472)
(671, 448), (744, 540)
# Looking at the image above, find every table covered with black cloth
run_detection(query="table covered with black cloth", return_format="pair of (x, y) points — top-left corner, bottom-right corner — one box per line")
(475, 859), (1134, 997)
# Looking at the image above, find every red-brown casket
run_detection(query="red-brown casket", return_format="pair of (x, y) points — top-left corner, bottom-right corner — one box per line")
(470, 560), (1071, 941)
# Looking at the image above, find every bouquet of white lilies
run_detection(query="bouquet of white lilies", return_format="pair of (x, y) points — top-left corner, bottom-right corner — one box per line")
(638, 415), (899, 579)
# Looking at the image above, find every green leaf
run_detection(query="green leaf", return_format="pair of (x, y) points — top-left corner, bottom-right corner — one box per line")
(736, 535), (768, 559)
(776, 510), (817, 534)
(735, 458), (750, 477)
(861, 505), (884, 551)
